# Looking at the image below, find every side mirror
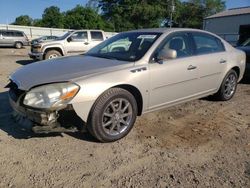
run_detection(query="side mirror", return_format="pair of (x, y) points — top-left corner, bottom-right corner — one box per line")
(67, 37), (72, 42)
(156, 49), (177, 63)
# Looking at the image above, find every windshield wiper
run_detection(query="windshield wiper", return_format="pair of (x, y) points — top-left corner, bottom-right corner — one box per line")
(86, 54), (118, 60)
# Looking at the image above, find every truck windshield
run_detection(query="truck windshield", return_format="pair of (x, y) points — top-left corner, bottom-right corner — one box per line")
(86, 32), (162, 62)
(56, 31), (73, 40)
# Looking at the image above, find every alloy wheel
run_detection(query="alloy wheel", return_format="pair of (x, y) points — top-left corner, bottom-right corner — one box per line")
(102, 98), (133, 136)
(224, 73), (237, 99)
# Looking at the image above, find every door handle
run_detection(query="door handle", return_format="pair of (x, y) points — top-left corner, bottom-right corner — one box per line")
(220, 59), (227, 64)
(84, 42), (89, 45)
(187, 65), (197, 70)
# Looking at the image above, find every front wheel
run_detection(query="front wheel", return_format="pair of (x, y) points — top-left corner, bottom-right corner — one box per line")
(45, 50), (62, 60)
(214, 69), (238, 101)
(87, 88), (138, 142)
(15, 42), (23, 49)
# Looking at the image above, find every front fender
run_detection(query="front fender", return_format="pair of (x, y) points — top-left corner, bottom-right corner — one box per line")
(42, 43), (65, 55)
(70, 66), (149, 122)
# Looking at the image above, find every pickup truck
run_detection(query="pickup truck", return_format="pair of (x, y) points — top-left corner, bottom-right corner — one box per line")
(29, 30), (107, 60)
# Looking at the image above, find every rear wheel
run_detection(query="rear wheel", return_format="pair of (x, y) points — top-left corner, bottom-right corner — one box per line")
(87, 88), (138, 142)
(15, 42), (23, 49)
(214, 69), (238, 101)
(45, 50), (62, 60)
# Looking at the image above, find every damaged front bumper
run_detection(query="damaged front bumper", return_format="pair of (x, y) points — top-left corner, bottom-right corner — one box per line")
(9, 96), (58, 126)
(9, 89), (85, 134)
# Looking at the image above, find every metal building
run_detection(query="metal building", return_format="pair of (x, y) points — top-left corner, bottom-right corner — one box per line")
(203, 6), (250, 46)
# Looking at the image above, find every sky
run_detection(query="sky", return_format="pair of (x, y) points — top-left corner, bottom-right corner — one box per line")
(0, 0), (250, 24)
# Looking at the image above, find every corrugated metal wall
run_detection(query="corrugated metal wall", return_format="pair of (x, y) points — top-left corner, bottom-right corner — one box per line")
(203, 14), (250, 45)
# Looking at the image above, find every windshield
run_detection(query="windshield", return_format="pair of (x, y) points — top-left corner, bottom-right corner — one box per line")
(56, 31), (73, 40)
(86, 32), (162, 62)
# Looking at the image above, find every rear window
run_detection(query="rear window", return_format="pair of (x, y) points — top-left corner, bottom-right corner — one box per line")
(192, 33), (225, 55)
(1, 31), (24, 37)
(14, 32), (24, 37)
(2, 31), (14, 37)
(91, 31), (104, 41)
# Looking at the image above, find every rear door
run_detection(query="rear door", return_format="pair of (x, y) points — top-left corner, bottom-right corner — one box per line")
(88, 31), (105, 50)
(190, 32), (227, 93)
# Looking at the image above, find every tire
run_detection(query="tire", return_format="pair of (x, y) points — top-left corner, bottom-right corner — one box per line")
(87, 88), (138, 142)
(15, 42), (23, 49)
(214, 69), (238, 101)
(45, 50), (62, 60)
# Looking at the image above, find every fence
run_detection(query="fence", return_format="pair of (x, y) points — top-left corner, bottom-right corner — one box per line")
(0, 24), (117, 40)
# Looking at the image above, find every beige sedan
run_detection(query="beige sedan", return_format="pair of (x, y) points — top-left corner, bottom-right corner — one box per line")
(8, 28), (246, 142)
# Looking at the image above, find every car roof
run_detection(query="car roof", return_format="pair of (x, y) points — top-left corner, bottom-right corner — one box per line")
(72, 30), (103, 32)
(126, 28), (210, 34)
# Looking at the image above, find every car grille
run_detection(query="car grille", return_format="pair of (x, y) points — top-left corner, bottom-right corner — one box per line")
(7, 81), (25, 102)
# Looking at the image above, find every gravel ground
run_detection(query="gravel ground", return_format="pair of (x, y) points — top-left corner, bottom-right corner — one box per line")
(0, 47), (249, 188)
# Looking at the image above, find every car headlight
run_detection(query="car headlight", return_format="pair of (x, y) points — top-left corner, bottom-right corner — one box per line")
(23, 82), (80, 109)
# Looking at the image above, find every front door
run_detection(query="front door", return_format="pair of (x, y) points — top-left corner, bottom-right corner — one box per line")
(0, 31), (14, 46)
(148, 32), (200, 110)
(65, 31), (89, 55)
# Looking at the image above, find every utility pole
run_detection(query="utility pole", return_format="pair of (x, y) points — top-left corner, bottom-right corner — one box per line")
(170, 0), (175, 28)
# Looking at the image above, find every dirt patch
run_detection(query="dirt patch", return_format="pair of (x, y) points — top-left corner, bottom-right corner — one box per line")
(0, 47), (250, 187)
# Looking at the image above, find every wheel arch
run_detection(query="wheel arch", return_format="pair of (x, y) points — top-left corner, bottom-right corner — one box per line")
(111, 84), (143, 116)
(231, 66), (240, 80)
(44, 47), (64, 58)
(15, 41), (23, 45)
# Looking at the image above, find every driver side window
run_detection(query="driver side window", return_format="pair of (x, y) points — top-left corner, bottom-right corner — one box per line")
(71, 31), (88, 41)
(158, 33), (192, 59)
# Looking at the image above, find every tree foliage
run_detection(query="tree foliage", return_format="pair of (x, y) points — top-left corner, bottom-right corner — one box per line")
(98, 0), (170, 32)
(64, 5), (105, 29)
(13, 15), (33, 26)
(190, 0), (226, 17)
(175, 2), (205, 28)
(41, 6), (64, 28)
(12, 0), (226, 30)
(175, 0), (225, 28)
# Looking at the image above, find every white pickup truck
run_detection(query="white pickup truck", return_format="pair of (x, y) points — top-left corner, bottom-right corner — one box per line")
(29, 30), (109, 60)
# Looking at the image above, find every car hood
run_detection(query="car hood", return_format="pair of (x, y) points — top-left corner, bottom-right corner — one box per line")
(10, 55), (133, 90)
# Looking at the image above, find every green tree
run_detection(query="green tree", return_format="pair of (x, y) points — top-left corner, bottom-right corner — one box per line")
(33, 19), (43, 27)
(203, 0), (225, 17)
(98, 0), (171, 32)
(64, 5), (105, 29)
(175, 2), (205, 28)
(13, 15), (33, 26)
(41, 6), (64, 28)
(175, 0), (225, 28)
(190, 0), (225, 16)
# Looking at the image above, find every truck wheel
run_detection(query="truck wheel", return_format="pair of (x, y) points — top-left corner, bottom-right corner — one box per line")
(45, 50), (62, 60)
(15, 42), (23, 49)
(87, 88), (138, 142)
(214, 69), (238, 101)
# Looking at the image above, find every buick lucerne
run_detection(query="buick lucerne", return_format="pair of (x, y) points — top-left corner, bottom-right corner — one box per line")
(8, 28), (246, 142)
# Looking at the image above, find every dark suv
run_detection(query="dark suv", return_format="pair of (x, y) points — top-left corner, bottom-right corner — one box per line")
(0, 30), (29, 49)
